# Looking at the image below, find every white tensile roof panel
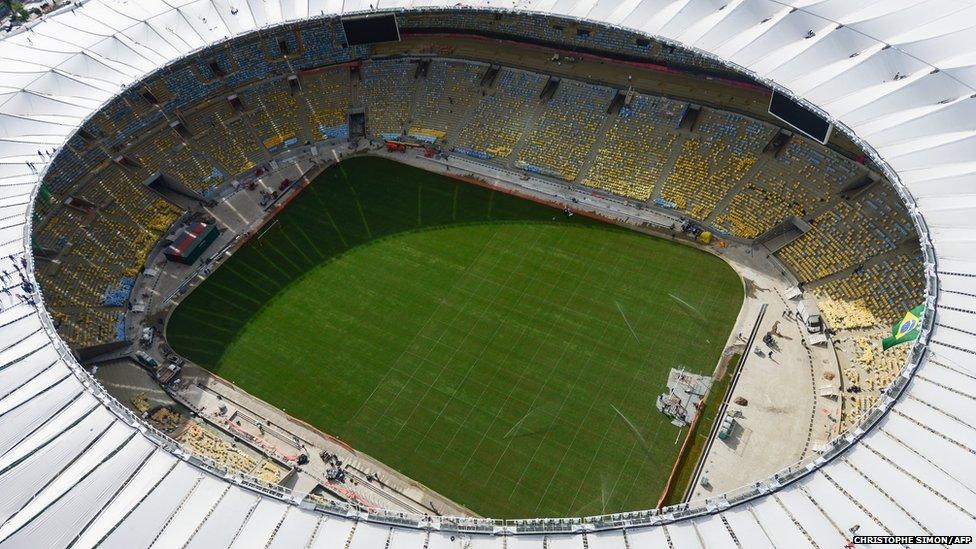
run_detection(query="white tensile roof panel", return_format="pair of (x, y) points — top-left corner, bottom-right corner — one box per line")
(0, 435), (153, 549)
(625, 525), (669, 547)
(748, 497), (813, 549)
(586, 529), (626, 549)
(690, 517), (737, 549)
(348, 523), (391, 549)
(308, 516), (354, 549)
(0, 0), (972, 546)
(0, 366), (70, 417)
(907, 377), (976, 428)
(916, 360), (975, 391)
(185, 489), (261, 549)
(0, 379), (80, 454)
(664, 521), (705, 549)
(720, 507), (775, 548)
(798, 474), (884, 537)
(263, 507), (320, 549)
(0, 405), (114, 523)
(387, 527), (427, 549)
(774, 486), (847, 547)
(540, 534), (582, 548)
(71, 450), (178, 548)
(150, 474), (231, 548)
(865, 430), (976, 508)
(846, 443), (972, 534)
(504, 534), (548, 549)
(228, 498), (290, 549)
(882, 411), (975, 482)
(98, 462), (203, 549)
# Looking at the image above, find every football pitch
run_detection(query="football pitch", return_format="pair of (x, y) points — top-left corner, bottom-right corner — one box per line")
(167, 156), (743, 518)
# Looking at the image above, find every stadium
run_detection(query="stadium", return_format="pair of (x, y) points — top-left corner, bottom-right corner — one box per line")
(0, 0), (972, 547)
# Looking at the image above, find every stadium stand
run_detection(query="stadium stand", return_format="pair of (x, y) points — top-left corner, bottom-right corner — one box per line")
(660, 109), (774, 220)
(517, 79), (613, 180)
(713, 137), (861, 239)
(197, 117), (264, 177)
(242, 80), (306, 150)
(397, 11), (736, 75)
(359, 59), (418, 136)
(31, 52), (924, 362)
(454, 69), (546, 158)
(583, 94), (684, 200)
(813, 250), (925, 328)
(34, 163), (182, 348)
(301, 68), (353, 140)
(410, 60), (485, 140)
(777, 183), (914, 283)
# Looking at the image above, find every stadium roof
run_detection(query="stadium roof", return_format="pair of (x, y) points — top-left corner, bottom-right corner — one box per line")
(0, 0), (974, 546)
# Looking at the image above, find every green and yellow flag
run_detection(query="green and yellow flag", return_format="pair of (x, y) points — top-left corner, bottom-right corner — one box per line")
(882, 304), (924, 351)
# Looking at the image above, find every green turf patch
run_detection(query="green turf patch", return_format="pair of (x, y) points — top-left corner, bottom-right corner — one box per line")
(167, 156), (743, 517)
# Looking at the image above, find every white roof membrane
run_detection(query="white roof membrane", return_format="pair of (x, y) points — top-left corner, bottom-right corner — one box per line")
(0, 0), (973, 546)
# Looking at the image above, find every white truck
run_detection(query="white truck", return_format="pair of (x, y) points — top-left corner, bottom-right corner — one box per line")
(797, 298), (823, 334)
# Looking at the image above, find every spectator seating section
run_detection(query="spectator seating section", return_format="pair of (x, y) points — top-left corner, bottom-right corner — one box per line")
(454, 69), (545, 158)
(196, 117), (264, 177)
(409, 60), (485, 140)
(397, 11), (733, 75)
(583, 95), (684, 200)
(34, 41), (924, 360)
(713, 138), (860, 239)
(778, 183), (914, 282)
(517, 80), (613, 180)
(359, 59), (418, 136)
(813, 251), (925, 327)
(36, 165), (182, 348)
(301, 68), (352, 140)
(661, 109), (774, 220)
(242, 81), (305, 147)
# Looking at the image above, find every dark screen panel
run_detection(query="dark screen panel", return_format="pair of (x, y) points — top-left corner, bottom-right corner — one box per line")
(768, 90), (832, 144)
(341, 14), (400, 46)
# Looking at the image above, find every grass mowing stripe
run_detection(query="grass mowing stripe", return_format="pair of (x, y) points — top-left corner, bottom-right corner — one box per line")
(167, 157), (743, 517)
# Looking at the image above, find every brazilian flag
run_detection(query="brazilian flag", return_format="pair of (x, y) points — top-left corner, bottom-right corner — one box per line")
(882, 304), (924, 350)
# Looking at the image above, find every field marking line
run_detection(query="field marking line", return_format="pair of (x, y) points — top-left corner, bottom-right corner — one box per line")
(291, 223), (326, 260)
(345, 181), (373, 239)
(432, 322), (529, 463)
(615, 300), (642, 345)
(532, 244), (639, 513)
(276, 224), (316, 265)
(418, 240), (525, 459)
(307, 189), (349, 248)
(252, 245), (302, 280)
(610, 403), (651, 453)
(466, 226), (566, 481)
(213, 268), (280, 301)
(615, 257), (732, 507)
(404, 227), (520, 451)
(388, 233), (501, 431)
(506, 226), (610, 503)
(186, 282), (262, 308)
(385, 229), (503, 436)
(346, 233), (483, 424)
(417, 182), (423, 226)
(260, 228), (309, 273)
(256, 219), (279, 240)
(411, 300), (505, 453)
(231, 254), (286, 288)
(560, 245), (656, 513)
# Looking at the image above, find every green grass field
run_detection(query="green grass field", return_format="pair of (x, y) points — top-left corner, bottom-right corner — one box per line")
(167, 156), (743, 518)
